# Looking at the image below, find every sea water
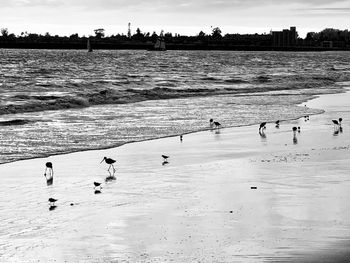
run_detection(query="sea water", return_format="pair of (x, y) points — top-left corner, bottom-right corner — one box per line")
(1, 49), (350, 164)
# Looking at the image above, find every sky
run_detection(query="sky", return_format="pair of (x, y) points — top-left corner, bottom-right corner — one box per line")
(0, 0), (349, 38)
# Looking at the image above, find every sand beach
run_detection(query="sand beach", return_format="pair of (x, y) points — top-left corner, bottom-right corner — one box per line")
(1, 88), (350, 262)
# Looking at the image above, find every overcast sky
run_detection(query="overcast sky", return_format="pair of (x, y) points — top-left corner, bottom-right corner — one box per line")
(0, 0), (349, 37)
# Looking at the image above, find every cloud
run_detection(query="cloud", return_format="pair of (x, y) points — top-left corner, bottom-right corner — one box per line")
(1, 0), (348, 13)
(0, 0), (64, 6)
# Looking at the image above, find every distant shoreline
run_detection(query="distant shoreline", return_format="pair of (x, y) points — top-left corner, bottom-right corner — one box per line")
(0, 43), (349, 52)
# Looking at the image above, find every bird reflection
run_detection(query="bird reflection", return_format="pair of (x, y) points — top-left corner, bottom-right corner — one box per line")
(105, 176), (116, 182)
(259, 130), (266, 141)
(333, 129), (339, 136)
(94, 190), (102, 194)
(49, 205), (57, 211)
(46, 177), (53, 186)
(162, 161), (169, 166)
(340, 127), (343, 133)
(293, 134), (298, 144)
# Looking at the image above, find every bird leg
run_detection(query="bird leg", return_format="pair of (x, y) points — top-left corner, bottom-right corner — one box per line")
(107, 164), (112, 176)
(111, 164), (116, 174)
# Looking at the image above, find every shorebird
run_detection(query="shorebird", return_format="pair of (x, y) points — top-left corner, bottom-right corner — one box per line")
(44, 162), (53, 177)
(214, 121), (221, 128)
(332, 120), (339, 127)
(180, 135), (183, 141)
(275, 120), (280, 127)
(48, 198), (57, 205)
(162, 155), (169, 162)
(259, 122), (266, 131)
(339, 118), (343, 125)
(93, 182), (102, 189)
(298, 127), (301, 133)
(292, 126), (297, 132)
(100, 157), (116, 174)
(209, 119), (214, 128)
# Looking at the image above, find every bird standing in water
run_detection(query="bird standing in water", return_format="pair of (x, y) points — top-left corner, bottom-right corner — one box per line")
(44, 162), (54, 184)
(48, 198), (57, 205)
(259, 122), (267, 131)
(100, 157), (116, 175)
(209, 119), (214, 128)
(94, 182), (102, 189)
(214, 121), (221, 129)
(332, 119), (339, 128)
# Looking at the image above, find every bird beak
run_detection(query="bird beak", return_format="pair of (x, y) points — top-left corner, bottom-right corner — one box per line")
(100, 159), (104, 163)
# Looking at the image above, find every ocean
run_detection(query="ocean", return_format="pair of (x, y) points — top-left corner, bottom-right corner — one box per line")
(1, 49), (350, 164)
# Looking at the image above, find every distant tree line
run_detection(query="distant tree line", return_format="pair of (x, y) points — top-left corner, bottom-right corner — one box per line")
(0, 27), (349, 50)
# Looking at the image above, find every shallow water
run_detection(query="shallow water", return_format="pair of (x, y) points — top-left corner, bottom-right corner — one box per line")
(1, 50), (350, 163)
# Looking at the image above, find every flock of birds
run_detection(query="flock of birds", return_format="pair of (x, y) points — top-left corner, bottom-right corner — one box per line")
(258, 116), (343, 144)
(45, 153), (173, 208)
(45, 116), (343, 209)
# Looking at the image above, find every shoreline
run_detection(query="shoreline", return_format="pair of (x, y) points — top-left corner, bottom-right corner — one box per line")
(0, 91), (333, 166)
(1, 88), (350, 261)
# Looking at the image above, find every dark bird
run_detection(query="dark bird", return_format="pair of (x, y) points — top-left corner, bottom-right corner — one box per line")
(292, 127), (297, 132)
(209, 119), (214, 128)
(293, 136), (298, 145)
(275, 120), (280, 128)
(259, 122), (267, 131)
(298, 126), (301, 133)
(100, 157), (116, 175)
(94, 182), (102, 189)
(44, 162), (53, 178)
(180, 135), (183, 142)
(162, 155), (169, 161)
(214, 121), (221, 128)
(332, 120), (339, 127)
(339, 118), (343, 125)
(48, 198), (57, 205)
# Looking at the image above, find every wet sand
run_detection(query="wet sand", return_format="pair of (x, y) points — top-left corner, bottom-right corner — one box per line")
(1, 89), (350, 262)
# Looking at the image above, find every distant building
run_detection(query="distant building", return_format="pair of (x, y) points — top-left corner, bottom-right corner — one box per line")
(272, 27), (297, 47)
